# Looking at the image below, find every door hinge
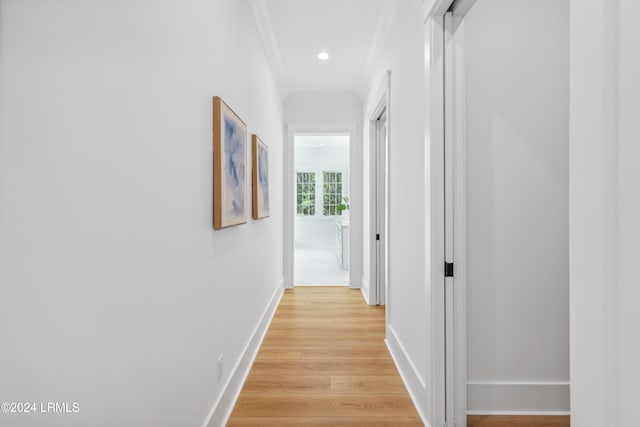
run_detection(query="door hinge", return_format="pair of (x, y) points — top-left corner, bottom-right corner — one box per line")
(445, 262), (454, 277)
(376, 233), (380, 241)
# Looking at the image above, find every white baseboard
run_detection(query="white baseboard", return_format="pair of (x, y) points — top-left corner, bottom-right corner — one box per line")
(466, 381), (570, 415)
(361, 277), (370, 304)
(385, 325), (430, 427)
(202, 278), (284, 427)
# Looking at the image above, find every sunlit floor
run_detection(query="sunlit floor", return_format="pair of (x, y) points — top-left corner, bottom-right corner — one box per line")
(294, 247), (348, 286)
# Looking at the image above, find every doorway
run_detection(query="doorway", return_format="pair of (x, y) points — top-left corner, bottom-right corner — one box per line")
(371, 108), (387, 306)
(293, 134), (350, 286)
(435, 1), (571, 425)
(366, 72), (390, 307)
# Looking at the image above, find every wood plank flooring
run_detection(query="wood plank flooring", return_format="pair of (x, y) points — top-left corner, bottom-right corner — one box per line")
(227, 287), (423, 426)
(228, 287), (571, 427)
(468, 415), (570, 427)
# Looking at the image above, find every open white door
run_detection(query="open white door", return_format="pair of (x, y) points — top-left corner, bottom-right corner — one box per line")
(436, 2), (475, 426)
(444, 9), (468, 427)
(374, 109), (387, 306)
(368, 72), (390, 307)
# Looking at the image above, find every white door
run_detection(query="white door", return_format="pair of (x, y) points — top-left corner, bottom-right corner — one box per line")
(443, 10), (465, 426)
(425, 3), (475, 425)
(374, 109), (387, 306)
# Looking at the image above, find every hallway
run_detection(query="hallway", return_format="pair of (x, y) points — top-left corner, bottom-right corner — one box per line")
(227, 287), (422, 425)
(1, 1), (637, 426)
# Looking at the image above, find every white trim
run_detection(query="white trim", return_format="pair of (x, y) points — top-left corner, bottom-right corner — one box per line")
(247, 0), (288, 96)
(443, 12), (456, 424)
(366, 72), (391, 120)
(367, 71), (390, 307)
(446, 10), (469, 427)
(385, 326), (430, 427)
(202, 279), (284, 427)
(466, 382), (570, 414)
(426, 0), (455, 21)
(451, 0), (478, 17)
(284, 123), (362, 290)
(427, 3), (474, 426)
(361, 277), (371, 305)
(283, 125), (295, 289)
(425, 10), (448, 427)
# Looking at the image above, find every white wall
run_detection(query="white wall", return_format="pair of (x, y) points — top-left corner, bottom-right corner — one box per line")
(571, 0), (640, 426)
(362, 0), (429, 418)
(0, 1), (283, 426)
(463, 0), (570, 414)
(295, 135), (350, 172)
(285, 92), (362, 124)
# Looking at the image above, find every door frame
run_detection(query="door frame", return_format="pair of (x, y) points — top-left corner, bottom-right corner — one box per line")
(445, 9), (469, 427)
(423, 1), (475, 426)
(283, 123), (361, 289)
(367, 71), (391, 307)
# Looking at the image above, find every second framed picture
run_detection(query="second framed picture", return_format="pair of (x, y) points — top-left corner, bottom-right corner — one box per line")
(252, 135), (270, 219)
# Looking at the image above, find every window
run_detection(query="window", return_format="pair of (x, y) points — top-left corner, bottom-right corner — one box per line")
(323, 171), (343, 216)
(296, 172), (316, 216)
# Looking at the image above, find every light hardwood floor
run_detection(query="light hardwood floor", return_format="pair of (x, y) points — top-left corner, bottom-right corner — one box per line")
(228, 287), (422, 426)
(228, 287), (571, 427)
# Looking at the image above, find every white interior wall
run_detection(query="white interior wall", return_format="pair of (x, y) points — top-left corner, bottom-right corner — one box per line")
(285, 92), (362, 124)
(463, 0), (570, 414)
(362, 0), (429, 419)
(0, 1), (283, 426)
(571, 1), (640, 426)
(294, 136), (349, 251)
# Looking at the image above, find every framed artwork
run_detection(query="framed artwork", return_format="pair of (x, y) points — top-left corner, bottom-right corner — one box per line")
(213, 96), (248, 229)
(252, 135), (270, 219)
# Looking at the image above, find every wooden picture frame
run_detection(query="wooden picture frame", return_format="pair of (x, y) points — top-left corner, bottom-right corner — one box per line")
(213, 96), (248, 229)
(252, 135), (270, 219)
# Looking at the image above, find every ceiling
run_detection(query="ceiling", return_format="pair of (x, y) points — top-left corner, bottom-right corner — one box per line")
(249, 0), (394, 97)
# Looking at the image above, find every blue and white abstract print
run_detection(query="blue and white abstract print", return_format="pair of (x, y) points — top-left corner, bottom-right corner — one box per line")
(222, 110), (246, 219)
(257, 142), (269, 216)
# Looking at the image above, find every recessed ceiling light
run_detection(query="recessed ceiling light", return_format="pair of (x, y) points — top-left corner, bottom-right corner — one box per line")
(317, 51), (330, 61)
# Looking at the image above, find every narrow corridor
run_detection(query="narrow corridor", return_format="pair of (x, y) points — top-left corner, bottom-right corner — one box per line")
(227, 287), (422, 425)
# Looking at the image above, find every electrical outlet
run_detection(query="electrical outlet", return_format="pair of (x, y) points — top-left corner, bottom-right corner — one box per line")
(216, 354), (224, 382)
